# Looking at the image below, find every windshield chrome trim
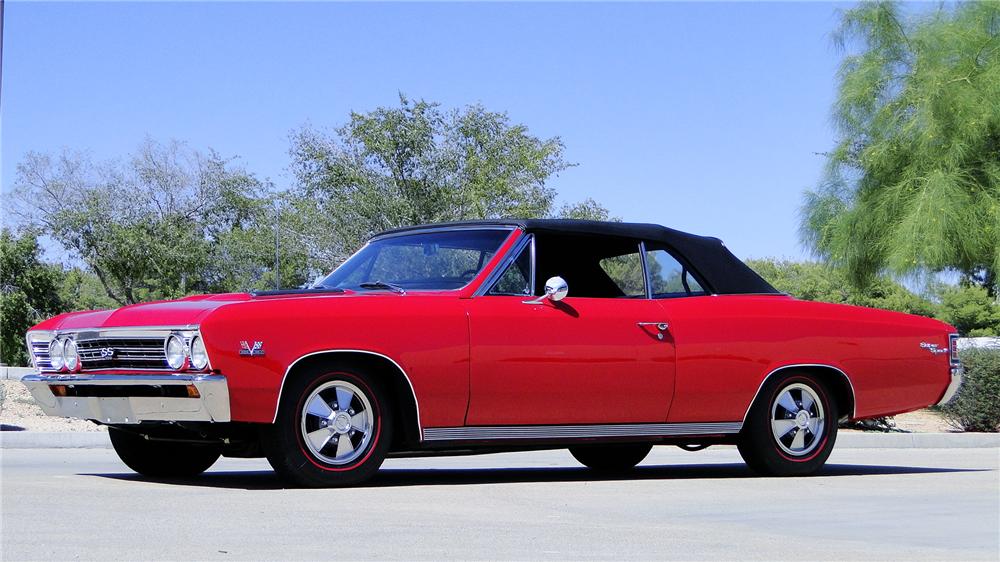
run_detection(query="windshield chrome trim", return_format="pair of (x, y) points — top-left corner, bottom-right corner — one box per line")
(369, 225), (516, 242)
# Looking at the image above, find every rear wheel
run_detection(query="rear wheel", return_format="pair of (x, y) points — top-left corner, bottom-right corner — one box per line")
(569, 442), (653, 472)
(262, 365), (392, 487)
(109, 427), (221, 478)
(738, 372), (837, 476)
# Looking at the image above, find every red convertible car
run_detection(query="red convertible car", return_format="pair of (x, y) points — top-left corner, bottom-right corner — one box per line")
(23, 220), (961, 486)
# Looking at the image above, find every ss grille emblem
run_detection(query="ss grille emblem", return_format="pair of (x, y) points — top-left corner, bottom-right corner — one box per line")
(99, 347), (116, 359)
(239, 341), (265, 357)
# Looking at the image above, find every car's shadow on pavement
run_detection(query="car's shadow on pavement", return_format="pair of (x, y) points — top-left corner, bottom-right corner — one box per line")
(83, 462), (987, 491)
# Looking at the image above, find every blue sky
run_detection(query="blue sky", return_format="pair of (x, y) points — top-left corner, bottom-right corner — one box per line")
(1, 1), (855, 261)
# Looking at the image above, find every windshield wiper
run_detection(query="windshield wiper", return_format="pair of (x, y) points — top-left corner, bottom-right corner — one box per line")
(357, 281), (406, 295)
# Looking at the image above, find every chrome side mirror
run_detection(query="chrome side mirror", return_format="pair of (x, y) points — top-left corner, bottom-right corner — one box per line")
(524, 276), (569, 304)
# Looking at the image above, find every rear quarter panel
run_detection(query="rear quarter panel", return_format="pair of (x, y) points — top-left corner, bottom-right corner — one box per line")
(661, 295), (954, 422)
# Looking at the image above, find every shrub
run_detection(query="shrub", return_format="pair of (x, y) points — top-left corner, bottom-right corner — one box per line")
(942, 349), (1000, 432)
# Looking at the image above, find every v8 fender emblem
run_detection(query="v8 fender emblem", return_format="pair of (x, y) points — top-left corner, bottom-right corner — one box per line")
(239, 340), (265, 357)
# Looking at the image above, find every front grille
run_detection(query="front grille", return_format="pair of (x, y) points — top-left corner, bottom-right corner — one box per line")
(28, 329), (186, 373)
(76, 337), (169, 370)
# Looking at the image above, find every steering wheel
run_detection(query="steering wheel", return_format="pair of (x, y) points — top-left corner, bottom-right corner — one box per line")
(459, 269), (478, 280)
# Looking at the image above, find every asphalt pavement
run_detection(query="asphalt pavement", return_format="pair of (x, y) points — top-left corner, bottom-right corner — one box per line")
(2, 446), (998, 560)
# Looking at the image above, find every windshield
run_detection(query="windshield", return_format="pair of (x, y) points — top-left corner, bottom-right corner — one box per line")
(316, 229), (513, 291)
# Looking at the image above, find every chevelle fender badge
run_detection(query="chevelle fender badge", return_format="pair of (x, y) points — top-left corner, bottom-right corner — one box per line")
(239, 341), (265, 357)
(919, 342), (948, 355)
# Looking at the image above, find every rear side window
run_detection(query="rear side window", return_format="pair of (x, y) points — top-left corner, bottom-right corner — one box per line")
(645, 248), (705, 298)
(599, 253), (646, 297)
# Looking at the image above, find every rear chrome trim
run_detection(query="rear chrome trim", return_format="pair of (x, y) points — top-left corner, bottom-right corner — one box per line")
(936, 366), (963, 406)
(21, 373), (230, 424)
(422, 422), (742, 442)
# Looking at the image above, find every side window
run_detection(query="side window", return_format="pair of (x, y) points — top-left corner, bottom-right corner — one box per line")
(599, 253), (646, 297)
(645, 248), (705, 298)
(488, 242), (532, 296)
(532, 233), (646, 299)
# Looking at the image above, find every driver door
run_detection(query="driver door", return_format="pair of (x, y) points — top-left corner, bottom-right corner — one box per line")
(464, 233), (676, 426)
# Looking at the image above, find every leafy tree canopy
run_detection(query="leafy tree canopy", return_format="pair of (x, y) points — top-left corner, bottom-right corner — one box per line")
(11, 139), (305, 304)
(0, 229), (64, 365)
(801, 1), (1000, 294)
(748, 257), (1000, 336)
(286, 94), (588, 265)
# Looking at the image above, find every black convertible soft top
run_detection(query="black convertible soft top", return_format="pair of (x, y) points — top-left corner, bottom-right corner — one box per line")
(377, 219), (779, 295)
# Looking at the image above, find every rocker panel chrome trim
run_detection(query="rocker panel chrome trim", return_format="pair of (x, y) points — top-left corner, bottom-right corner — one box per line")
(422, 422), (742, 442)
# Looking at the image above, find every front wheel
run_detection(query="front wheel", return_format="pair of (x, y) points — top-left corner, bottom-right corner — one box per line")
(738, 372), (838, 476)
(109, 427), (221, 478)
(569, 442), (653, 472)
(262, 365), (392, 487)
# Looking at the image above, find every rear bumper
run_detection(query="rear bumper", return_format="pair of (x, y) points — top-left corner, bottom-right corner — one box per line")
(21, 373), (231, 424)
(935, 366), (964, 406)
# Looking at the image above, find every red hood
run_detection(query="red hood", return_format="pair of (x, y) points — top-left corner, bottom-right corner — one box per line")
(32, 293), (252, 331)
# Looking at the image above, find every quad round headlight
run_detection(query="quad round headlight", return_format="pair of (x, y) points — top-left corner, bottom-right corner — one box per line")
(189, 336), (209, 371)
(48, 338), (66, 371)
(64, 338), (79, 371)
(164, 334), (188, 370)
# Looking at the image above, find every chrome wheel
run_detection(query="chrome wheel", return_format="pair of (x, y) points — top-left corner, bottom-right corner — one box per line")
(300, 380), (374, 465)
(770, 382), (825, 457)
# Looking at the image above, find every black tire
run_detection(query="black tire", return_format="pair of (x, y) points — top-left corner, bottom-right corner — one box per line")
(261, 364), (392, 488)
(109, 427), (221, 478)
(569, 442), (653, 472)
(738, 372), (838, 476)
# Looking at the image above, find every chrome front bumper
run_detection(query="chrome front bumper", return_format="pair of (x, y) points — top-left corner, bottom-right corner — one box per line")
(936, 366), (964, 406)
(21, 373), (231, 424)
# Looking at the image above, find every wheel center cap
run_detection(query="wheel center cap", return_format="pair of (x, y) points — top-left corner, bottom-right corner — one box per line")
(332, 412), (352, 433)
(795, 410), (810, 428)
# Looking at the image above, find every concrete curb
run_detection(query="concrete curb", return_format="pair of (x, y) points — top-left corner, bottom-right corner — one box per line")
(0, 430), (996, 450)
(1, 367), (34, 381)
(837, 431), (999, 448)
(1, 431), (111, 449)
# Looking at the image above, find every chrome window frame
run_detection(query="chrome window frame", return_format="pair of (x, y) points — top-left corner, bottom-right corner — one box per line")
(639, 241), (652, 299)
(474, 232), (535, 297)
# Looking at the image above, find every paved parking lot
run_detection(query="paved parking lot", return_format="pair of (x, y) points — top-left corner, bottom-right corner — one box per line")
(2, 446), (998, 560)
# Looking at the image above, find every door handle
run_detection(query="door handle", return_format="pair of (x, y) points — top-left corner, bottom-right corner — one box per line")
(637, 322), (669, 340)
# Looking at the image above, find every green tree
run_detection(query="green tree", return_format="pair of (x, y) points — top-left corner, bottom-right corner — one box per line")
(746, 258), (937, 317)
(11, 139), (305, 303)
(801, 2), (1000, 294)
(557, 198), (619, 221)
(0, 229), (64, 366)
(287, 95), (576, 266)
(935, 282), (1000, 336)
